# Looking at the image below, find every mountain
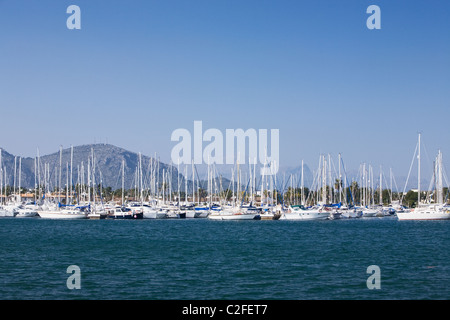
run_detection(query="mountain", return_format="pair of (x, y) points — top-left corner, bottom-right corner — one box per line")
(0, 144), (179, 190)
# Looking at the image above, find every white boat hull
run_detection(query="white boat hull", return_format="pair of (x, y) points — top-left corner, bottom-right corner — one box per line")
(340, 210), (363, 219)
(38, 210), (88, 219)
(208, 213), (260, 220)
(361, 210), (378, 217)
(143, 211), (168, 219)
(279, 210), (330, 220)
(15, 209), (39, 218)
(397, 208), (450, 220)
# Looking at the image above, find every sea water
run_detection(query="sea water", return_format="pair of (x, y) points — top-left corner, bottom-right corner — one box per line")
(1, 217), (449, 300)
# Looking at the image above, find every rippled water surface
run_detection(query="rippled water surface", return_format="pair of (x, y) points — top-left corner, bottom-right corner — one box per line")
(1, 217), (449, 299)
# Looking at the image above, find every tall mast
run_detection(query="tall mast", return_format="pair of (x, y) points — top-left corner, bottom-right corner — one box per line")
(0, 148), (2, 205)
(13, 156), (17, 199)
(328, 154), (332, 203)
(390, 167), (393, 203)
(139, 152), (143, 204)
(261, 159), (266, 206)
(379, 166), (382, 205)
(34, 156), (37, 204)
(18, 157), (21, 203)
(59, 146), (62, 205)
(301, 159), (304, 206)
(338, 154), (341, 204)
(436, 150), (443, 205)
(185, 165), (187, 204)
(418, 133), (421, 207)
(66, 162), (69, 205)
(122, 159), (125, 205)
(177, 159), (180, 209)
(232, 168), (235, 207)
(37, 148), (41, 202)
(70, 145), (73, 204)
(192, 160), (195, 204)
(322, 155), (326, 204)
(91, 148), (95, 209)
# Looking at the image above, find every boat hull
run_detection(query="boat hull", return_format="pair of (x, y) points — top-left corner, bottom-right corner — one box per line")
(208, 213), (261, 220)
(143, 211), (168, 219)
(38, 211), (88, 219)
(106, 212), (144, 219)
(279, 210), (330, 220)
(361, 210), (378, 218)
(15, 209), (39, 218)
(397, 209), (450, 220)
(260, 213), (281, 220)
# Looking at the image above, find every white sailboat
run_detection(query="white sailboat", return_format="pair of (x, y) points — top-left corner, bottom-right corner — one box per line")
(280, 155), (331, 221)
(38, 208), (88, 219)
(397, 135), (450, 221)
(280, 205), (330, 220)
(208, 205), (261, 220)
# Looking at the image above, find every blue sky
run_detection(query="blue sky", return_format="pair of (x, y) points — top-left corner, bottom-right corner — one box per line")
(1, 0), (449, 181)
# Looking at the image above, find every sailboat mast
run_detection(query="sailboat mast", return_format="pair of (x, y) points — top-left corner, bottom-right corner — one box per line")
(0, 148), (2, 205)
(418, 133), (421, 207)
(66, 162), (69, 205)
(122, 159), (125, 205)
(379, 166), (382, 205)
(192, 160), (195, 204)
(70, 145), (73, 204)
(338, 154), (341, 204)
(301, 159), (304, 206)
(177, 159), (180, 209)
(37, 148), (41, 202)
(59, 146), (62, 205)
(13, 156), (17, 199)
(185, 165), (188, 204)
(34, 156), (37, 204)
(18, 157), (21, 203)
(390, 167), (393, 204)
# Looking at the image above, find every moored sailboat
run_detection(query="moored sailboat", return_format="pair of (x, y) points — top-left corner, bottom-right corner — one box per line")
(38, 207), (88, 219)
(397, 135), (450, 221)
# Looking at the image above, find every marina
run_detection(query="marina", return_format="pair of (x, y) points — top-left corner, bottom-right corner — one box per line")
(1, 134), (450, 222)
(1, 1), (449, 304)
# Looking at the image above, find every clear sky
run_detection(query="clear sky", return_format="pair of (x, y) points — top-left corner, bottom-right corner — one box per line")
(1, 0), (449, 181)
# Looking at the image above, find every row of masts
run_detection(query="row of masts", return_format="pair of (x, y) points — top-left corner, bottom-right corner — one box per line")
(1, 139), (448, 208)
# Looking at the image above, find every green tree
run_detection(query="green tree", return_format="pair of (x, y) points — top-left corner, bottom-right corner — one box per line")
(404, 190), (418, 208)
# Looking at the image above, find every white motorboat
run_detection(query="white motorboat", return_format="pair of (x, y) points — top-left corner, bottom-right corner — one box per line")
(361, 208), (379, 217)
(142, 207), (169, 219)
(340, 208), (363, 218)
(103, 206), (143, 219)
(15, 207), (39, 218)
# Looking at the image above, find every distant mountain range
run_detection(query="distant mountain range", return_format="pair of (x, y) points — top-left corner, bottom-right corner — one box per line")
(0, 144), (239, 193)
(0, 144), (177, 190)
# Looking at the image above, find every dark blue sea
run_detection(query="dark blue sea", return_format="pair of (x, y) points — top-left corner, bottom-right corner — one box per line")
(1, 217), (449, 300)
